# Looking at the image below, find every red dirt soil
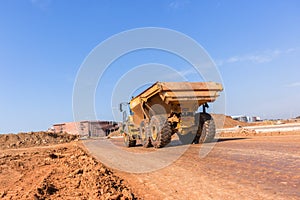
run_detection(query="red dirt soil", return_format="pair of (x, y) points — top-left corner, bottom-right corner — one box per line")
(0, 132), (137, 200)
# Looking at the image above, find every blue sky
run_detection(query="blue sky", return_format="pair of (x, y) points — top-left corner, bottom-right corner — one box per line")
(0, 0), (300, 133)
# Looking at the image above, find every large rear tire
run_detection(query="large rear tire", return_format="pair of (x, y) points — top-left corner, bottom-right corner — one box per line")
(140, 121), (152, 148)
(149, 116), (172, 148)
(194, 113), (216, 143)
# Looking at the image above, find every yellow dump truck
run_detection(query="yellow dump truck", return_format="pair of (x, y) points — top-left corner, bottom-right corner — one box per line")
(119, 82), (223, 148)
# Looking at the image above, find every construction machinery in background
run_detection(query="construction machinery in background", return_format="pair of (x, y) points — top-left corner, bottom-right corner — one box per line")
(119, 82), (223, 148)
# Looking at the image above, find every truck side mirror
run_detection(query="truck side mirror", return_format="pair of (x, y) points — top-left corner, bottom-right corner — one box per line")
(119, 103), (123, 112)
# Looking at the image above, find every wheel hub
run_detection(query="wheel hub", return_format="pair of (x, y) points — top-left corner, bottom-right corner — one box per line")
(152, 126), (158, 140)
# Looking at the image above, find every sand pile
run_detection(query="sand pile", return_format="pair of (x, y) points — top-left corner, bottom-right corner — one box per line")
(212, 114), (249, 129)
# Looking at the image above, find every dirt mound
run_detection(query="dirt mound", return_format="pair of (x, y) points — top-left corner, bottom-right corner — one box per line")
(219, 128), (257, 137)
(108, 130), (122, 137)
(0, 143), (137, 199)
(212, 114), (249, 129)
(249, 120), (274, 126)
(0, 132), (78, 150)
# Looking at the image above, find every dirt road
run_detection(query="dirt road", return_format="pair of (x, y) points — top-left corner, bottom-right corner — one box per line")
(84, 135), (300, 200)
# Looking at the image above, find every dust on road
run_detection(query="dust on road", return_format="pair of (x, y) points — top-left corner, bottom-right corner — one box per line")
(87, 134), (300, 200)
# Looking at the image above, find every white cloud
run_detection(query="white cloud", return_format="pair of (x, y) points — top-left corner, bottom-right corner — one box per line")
(218, 48), (297, 66)
(287, 48), (296, 53)
(179, 68), (196, 76)
(168, 0), (190, 10)
(159, 68), (199, 81)
(285, 82), (300, 87)
(30, 0), (51, 10)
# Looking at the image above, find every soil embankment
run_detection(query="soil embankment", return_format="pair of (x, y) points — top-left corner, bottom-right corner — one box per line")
(0, 132), (137, 200)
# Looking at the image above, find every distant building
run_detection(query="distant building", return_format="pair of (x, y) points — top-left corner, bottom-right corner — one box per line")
(251, 116), (261, 122)
(232, 115), (261, 123)
(52, 121), (119, 137)
(232, 115), (248, 122)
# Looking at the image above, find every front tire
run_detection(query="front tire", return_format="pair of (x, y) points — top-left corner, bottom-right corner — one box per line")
(139, 121), (152, 148)
(124, 134), (136, 147)
(123, 124), (136, 147)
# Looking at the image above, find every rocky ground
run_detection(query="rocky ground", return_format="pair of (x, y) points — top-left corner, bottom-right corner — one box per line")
(1, 118), (299, 200)
(0, 132), (137, 200)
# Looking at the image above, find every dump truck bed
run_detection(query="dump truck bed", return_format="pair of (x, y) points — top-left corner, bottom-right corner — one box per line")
(130, 82), (223, 108)
(129, 82), (223, 125)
